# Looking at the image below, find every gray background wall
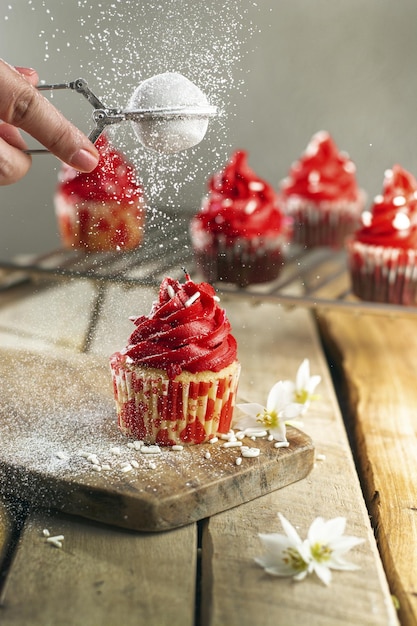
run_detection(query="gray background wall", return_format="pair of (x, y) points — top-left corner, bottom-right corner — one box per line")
(0, 0), (416, 259)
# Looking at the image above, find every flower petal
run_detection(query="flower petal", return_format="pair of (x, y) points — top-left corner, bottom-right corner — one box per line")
(322, 517), (347, 542)
(258, 532), (293, 556)
(278, 513), (302, 545)
(313, 562), (332, 586)
(236, 403), (265, 419)
(296, 359), (310, 390)
(306, 374), (321, 394)
(270, 422), (287, 442)
(255, 557), (297, 577)
(280, 402), (304, 419)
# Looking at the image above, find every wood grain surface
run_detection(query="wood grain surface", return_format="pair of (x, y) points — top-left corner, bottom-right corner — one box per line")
(0, 509), (197, 626)
(0, 347), (314, 531)
(318, 311), (417, 626)
(0, 281), (399, 625)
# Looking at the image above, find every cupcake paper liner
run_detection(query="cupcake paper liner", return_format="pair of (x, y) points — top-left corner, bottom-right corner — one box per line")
(347, 239), (417, 305)
(284, 195), (365, 248)
(190, 221), (287, 287)
(110, 359), (241, 445)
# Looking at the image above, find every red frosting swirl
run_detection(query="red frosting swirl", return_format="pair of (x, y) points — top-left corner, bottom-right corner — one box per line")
(280, 131), (361, 202)
(194, 150), (288, 241)
(354, 165), (417, 248)
(57, 134), (143, 203)
(121, 276), (237, 378)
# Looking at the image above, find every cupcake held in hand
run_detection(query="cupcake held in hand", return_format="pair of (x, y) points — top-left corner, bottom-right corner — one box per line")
(280, 131), (366, 248)
(110, 274), (240, 445)
(347, 164), (417, 305)
(190, 150), (291, 287)
(55, 134), (145, 252)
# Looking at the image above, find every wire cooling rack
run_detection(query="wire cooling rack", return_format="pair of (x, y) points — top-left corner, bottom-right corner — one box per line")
(1, 214), (416, 318)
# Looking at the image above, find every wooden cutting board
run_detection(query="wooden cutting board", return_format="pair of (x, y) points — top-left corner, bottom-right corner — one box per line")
(0, 347), (314, 531)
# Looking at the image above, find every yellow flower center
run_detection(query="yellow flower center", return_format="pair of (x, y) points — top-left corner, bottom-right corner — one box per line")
(282, 547), (308, 572)
(294, 388), (309, 404)
(310, 542), (332, 562)
(257, 409), (279, 429)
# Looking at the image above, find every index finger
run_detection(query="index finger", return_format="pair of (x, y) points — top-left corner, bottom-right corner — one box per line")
(0, 59), (99, 172)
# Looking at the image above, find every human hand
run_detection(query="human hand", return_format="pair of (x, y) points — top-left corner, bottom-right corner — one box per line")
(0, 59), (99, 186)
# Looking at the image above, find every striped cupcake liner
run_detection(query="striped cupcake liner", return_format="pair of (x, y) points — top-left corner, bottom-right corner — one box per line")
(347, 239), (417, 305)
(110, 362), (241, 446)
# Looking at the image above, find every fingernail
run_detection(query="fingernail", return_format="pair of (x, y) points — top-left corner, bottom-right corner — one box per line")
(15, 66), (37, 76)
(70, 148), (99, 172)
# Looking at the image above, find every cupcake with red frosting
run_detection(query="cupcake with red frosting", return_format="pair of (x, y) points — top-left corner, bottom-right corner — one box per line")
(109, 274), (240, 445)
(190, 150), (290, 287)
(347, 165), (417, 304)
(54, 134), (145, 252)
(280, 131), (366, 248)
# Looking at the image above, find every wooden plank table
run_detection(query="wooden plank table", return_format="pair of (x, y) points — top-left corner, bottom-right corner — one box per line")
(318, 311), (417, 626)
(0, 279), (398, 625)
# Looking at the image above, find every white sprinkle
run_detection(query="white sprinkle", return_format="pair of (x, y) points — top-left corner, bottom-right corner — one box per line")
(393, 195), (406, 207)
(241, 448), (260, 458)
(209, 437), (218, 444)
(42, 529), (50, 537)
(101, 464), (112, 471)
(393, 212), (410, 230)
(316, 453), (326, 462)
(141, 445), (162, 455)
(204, 451), (211, 459)
(148, 462), (157, 470)
(235, 457), (243, 466)
(133, 440), (144, 451)
(241, 427), (268, 437)
(213, 295), (220, 302)
(86, 453), (100, 465)
(46, 535), (64, 548)
(121, 463), (133, 473)
(184, 291), (200, 307)
(274, 441), (290, 449)
(222, 440), (242, 448)
(131, 460), (140, 468)
(127, 442), (135, 449)
(55, 451), (67, 460)
(248, 181), (264, 191)
(172, 444), (184, 451)
(251, 436), (256, 441)
(235, 431), (246, 440)
(92, 464), (102, 472)
(267, 434), (274, 442)
(110, 446), (122, 456)
(219, 432), (235, 441)
(47, 535), (65, 542)
(167, 284), (176, 298)
(79, 451), (90, 458)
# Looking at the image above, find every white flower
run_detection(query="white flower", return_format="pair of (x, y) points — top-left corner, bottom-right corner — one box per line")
(236, 381), (304, 442)
(286, 358), (321, 413)
(256, 513), (365, 585)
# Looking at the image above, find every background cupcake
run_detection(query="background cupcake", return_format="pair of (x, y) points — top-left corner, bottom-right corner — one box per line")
(190, 150), (291, 287)
(280, 131), (366, 248)
(110, 275), (240, 446)
(54, 134), (145, 252)
(347, 164), (417, 305)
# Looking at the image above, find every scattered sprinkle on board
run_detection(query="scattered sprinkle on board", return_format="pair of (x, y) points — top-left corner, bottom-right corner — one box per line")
(0, 348), (314, 531)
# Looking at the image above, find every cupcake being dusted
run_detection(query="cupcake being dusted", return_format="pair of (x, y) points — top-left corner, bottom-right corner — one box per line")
(55, 134), (145, 252)
(347, 165), (417, 305)
(280, 131), (366, 248)
(190, 150), (290, 287)
(110, 275), (240, 446)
